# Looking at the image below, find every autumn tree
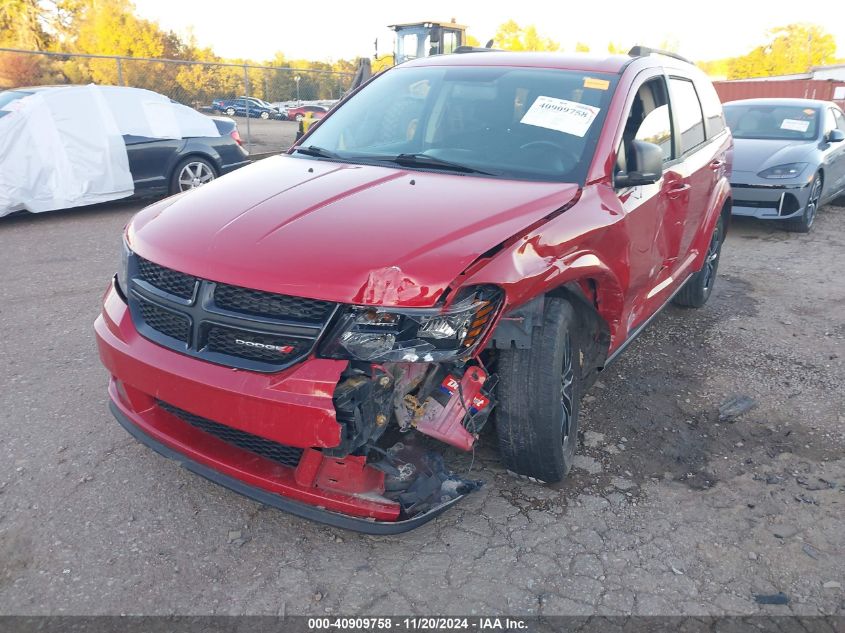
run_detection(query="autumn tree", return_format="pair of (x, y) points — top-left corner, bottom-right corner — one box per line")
(575, 42), (590, 53)
(723, 24), (837, 79)
(493, 20), (559, 52)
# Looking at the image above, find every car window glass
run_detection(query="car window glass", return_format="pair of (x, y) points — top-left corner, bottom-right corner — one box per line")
(616, 77), (673, 174)
(695, 79), (726, 137)
(724, 104), (819, 140)
(304, 66), (618, 184)
(669, 78), (706, 153)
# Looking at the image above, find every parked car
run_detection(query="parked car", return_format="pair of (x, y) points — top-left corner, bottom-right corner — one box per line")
(0, 85), (251, 217)
(125, 115), (249, 196)
(285, 104), (329, 121)
(211, 97), (282, 120)
(723, 98), (845, 232)
(96, 48), (732, 532)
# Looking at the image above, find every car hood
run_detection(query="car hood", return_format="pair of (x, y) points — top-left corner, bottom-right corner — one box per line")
(128, 155), (580, 307)
(731, 137), (817, 175)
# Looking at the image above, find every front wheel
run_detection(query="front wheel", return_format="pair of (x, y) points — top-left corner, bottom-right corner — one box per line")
(673, 215), (724, 308)
(785, 172), (822, 233)
(295, 113), (304, 122)
(170, 157), (217, 195)
(495, 297), (582, 483)
(260, 111), (270, 120)
(225, 107), (236, 116)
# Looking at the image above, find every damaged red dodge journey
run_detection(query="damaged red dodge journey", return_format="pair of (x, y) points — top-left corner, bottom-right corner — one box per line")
(95, 48), (732, 532)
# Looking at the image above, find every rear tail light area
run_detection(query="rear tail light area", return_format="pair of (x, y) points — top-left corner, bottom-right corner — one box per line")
(230, 129), (243, 146)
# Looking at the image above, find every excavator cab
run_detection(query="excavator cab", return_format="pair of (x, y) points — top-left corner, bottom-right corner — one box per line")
(389, 21), (467, 64)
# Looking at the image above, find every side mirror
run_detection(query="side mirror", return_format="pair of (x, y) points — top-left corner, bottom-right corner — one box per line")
(615, 140), (664, 187)
(827, 129), (845, 143)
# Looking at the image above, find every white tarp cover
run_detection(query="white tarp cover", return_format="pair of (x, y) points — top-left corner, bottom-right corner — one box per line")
(0, 85), (220, 217)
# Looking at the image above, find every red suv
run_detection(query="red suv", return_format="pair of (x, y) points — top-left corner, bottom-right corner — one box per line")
(95, 48), (732, 532)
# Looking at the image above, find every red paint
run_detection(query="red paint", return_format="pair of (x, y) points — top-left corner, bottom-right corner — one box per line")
(414, 368), (488, 451)
(97, 51), (733, 524)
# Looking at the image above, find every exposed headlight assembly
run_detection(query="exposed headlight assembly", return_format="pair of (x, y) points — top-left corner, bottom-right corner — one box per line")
(757, 163), (808, 179)
(321, 286), (503, 362)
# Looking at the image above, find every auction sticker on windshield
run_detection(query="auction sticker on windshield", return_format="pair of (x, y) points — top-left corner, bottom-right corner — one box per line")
(520, 96), (600, 137)
(780, 118), (810, 132)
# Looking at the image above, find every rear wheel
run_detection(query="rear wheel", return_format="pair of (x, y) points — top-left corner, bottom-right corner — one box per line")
(295, 113), (304, 122)
(170, 157), (217, 195)
(785, 172), (822, 233)
(673, 215), (723, 308)
(495, 297), (582, 483)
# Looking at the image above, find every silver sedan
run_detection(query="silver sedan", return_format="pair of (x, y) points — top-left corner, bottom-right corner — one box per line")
(724, 98), (845, 232)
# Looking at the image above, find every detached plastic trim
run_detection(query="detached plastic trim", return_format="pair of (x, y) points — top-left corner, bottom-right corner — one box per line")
(109, 400), (461, 534)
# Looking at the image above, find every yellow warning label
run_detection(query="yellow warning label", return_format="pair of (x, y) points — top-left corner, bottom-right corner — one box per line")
(583, 77), (610, 90)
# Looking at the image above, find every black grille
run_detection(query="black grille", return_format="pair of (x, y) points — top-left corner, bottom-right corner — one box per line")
(137, 258), (197, 300)
(127, 255), (338, 371)
(214, 284), (334, 322)
(205, 325), (307, 363)
(137, 299), (190, 343)
(735, 199), (778, 209)
(157, 400), (303, 468)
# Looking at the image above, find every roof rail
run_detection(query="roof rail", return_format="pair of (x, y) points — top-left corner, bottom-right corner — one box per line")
(628, 45), (693, 65)
(453, 46), (501, 54)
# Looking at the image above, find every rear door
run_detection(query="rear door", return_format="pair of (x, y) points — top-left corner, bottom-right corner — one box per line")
(665, 77), (709, 267)
(124, 135), (181, 192)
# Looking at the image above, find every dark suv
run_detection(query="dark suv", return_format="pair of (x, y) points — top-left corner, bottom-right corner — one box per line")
(96, 47), (732, 532)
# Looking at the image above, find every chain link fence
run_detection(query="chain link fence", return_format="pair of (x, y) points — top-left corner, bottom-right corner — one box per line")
(0, 48), (355, 153)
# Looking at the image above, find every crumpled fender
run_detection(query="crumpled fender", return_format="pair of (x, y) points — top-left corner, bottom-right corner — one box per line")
(458, 186), (628, 350)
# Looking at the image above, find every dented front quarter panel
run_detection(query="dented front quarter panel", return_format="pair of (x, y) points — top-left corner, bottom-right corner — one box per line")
(462, 185), (631, 352)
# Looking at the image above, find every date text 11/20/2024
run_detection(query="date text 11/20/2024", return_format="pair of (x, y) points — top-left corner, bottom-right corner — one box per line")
(307, 617), (529, 630)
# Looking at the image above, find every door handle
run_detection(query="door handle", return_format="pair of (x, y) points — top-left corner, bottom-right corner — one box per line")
(666, 183), (691, 198)
(709, 159), (726, 170)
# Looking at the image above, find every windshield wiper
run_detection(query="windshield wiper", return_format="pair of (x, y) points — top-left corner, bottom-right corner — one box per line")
(389, 153), (494, 176)
(292, 145), (342, 159)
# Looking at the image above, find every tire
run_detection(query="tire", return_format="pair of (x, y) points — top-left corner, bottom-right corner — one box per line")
(170, 157), (217, 195)
(785, 172), (822, 233)
(225, 107), (236, 116)
(673, 215), (724, 308)
(260, 111), (270, 120)
(495, 297), (582, 483)
(295, 113), (304, 122)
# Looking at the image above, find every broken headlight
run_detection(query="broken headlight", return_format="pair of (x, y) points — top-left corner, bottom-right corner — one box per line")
(321, 286), (503, 362)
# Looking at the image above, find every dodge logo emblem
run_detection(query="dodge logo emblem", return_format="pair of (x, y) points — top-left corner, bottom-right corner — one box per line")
(234, 338), (294, 354)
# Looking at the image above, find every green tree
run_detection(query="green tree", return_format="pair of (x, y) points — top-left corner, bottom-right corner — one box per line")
(494, 20), (559, 52)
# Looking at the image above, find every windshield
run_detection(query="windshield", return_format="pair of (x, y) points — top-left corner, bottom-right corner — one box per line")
(300, 65), (618, 183)
(724, 103), (820, 141)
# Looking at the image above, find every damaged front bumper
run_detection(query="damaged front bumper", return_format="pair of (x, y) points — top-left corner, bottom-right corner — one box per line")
(95, 281), (488, 533)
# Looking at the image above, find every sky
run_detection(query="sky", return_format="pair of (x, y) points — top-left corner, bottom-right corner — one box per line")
(133, 0), (845, 63)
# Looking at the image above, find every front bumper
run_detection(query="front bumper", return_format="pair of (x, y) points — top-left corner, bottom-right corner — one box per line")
(730, 177), (812, 220)
(94, 281), (462, 533)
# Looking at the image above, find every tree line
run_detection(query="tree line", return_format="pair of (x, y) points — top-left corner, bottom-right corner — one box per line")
(1, 2), (841, 101)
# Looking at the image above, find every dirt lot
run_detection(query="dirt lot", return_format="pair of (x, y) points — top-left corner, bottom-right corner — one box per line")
(226, 116), (299, 154)
(0, 195), (843, 616)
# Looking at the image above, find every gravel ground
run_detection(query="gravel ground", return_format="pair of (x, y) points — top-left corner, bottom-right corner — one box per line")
(0, 196), (843, 616)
